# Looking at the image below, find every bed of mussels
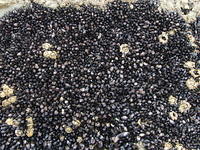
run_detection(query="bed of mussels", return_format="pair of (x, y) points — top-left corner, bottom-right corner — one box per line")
(0, 0), (200, 149)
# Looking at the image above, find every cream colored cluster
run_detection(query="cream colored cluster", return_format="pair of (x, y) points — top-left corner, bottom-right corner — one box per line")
(158, 29), (177, 44)
(43, 50), (58, 59)
(63, 125), (73, 133)
(42, 42), (59, 59)
(0, 84), (14, 98)
(167, 95), (191, 120)
(164, 141), (187, 150)
(63, 119), (81, 134)
(5, 118), (24, 137)
(5, 117), (34, 137)
(5, 118), (19, 126)
(26, 117), (34, 137)
(0, 84), (17, 107)
(187, 33), (199, 48)
(184, 61), (200, 90)
(120, 44), (130, 55)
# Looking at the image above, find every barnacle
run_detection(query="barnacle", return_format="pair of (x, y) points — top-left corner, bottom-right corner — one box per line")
(120, 44), (130, 54)
(189, 69), (200, 78)
(76, 136), (83, 143)
(186, 77), (200, 90)
(178, 100), (191, 113)
(0, 84), (14, 98)
(26, 117), (34, 137)
(72, 119), (81, 127)
(168, 95), (178, 105)
(187, 34), (198, 47)
(2, 96), (17, 107)
(5, 118), (19, 126)
(183, 61), (195, 69)
(169, 111), (178, 120)
(42, 42), (53, 50)
(64, 126), (73, 134)
(158, 32), (169, 44)
(164, 142), (173, 150)
(43, 50), (58, 59)
(15, 129), (24, 137)
(175, 143), (187, 150)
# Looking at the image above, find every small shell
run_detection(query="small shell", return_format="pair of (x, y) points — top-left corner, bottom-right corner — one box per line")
(5, 118), (19, 126)
(15, 129), (24, 137)
(1, 84), (14, 97)
(43, 51), (58, 59)
(178, 100), (191, 113)
(189, 69), (200, 78)
(2, 96), (17, 107)
(64, 126), (73, 133)
(72, 119), (81, 127)
(42, 42), (53, 50)
(183, 61), (195, 69)
(168, 95), (177, 105)
(26, 117), (34, 137)
(164, 142), (173, 150)
(77, 136), (83, 143)
(169, 111), (178, 120)
(175, 143), (186, 150)
(120, 44), (130, 54)
(158, 32), (168, 44)
(186, 77), (199, 90)
(168, 29), (176, 35)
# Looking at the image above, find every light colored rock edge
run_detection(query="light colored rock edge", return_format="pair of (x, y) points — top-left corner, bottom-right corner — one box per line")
(1, 0), (200, 23)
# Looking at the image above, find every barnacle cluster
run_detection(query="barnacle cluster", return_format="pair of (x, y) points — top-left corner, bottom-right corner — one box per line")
(0, 84), (17, 107)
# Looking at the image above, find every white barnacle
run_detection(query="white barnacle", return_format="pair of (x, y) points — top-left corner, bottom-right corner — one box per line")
(175, 142), (186, 150)
(15, 129), (24, 137)
(189, 69), (200, 78)
(0, 84), (14, 98)
(168, 95), (177, 105)
(178, 100), (191, 113)
(72, 119), (81, 127)
(168, 29), (176, 35)
(2, 96), (17, 107)
(5, 118), (19, 126)
(169, 111), (178, 120)
(164, 142), (173, 150)
(187, 34), (198, 47)
(136, 141), (146, 150)
(120, 44), (130, 55)
(42, 42), (53, 50)
(183, 61), (195, 69)
(0, 91), (5, 98)
(158, 32), (168, 44)
(186, 77), (199, 90)
(77, 136), (83, 143)
(43, 50), (58, 59)
(26, 117), (34, 137)
(64, 125), (73, 133)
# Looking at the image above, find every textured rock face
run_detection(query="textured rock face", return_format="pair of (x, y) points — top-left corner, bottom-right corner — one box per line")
(0, 0), (200, 22)
(0, 0), (200, 149)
